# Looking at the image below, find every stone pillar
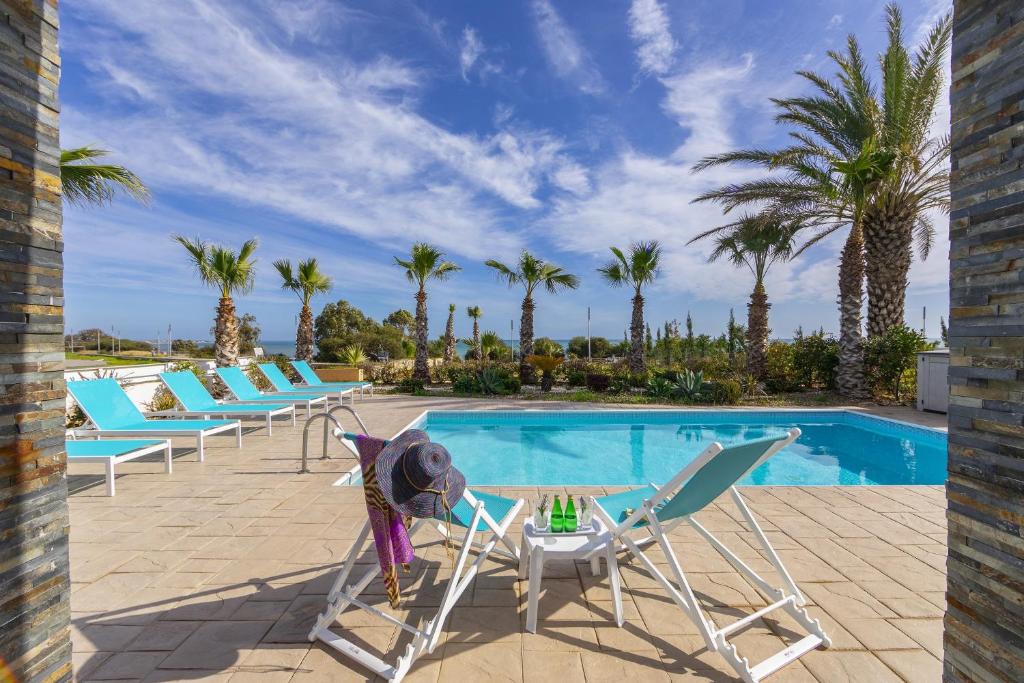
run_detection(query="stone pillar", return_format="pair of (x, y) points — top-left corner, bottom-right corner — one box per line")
(945, 1), (1024, 680)
(0, 1), (70, 681)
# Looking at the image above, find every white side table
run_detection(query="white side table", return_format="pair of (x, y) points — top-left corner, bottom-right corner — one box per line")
(517, 516), (622, 633)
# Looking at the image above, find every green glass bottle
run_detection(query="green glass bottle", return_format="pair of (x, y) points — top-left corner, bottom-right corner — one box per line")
(551, 495), (564, 533)
(564, 494), (578, 533)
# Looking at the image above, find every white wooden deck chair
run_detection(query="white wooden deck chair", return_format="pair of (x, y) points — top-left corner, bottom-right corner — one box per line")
(591, 428), (830, 683)
(309, 489), (523, 682)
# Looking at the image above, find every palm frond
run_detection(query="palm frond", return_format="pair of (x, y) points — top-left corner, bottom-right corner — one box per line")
(60, 146), (150, 208)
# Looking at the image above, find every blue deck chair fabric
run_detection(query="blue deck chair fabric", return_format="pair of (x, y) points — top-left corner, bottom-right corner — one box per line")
(215, 367), (327, 402)
(257, 363), (333, 394)
(447, 489), (519, 532)
(67, 379), (236, 431)
(160, 371), (290, 413)
(291, 360), (370, 389)
(66, 439), (166, 457)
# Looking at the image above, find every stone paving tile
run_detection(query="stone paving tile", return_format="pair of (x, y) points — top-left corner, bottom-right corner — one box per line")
(66, 396), (948, 682)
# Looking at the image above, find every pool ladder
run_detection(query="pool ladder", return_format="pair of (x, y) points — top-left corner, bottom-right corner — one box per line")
(300, 404), (370, 474)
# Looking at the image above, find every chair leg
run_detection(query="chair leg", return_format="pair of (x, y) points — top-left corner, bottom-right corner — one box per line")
(526, 546), (544, 633)
(291, 408), (296, 427)
(105, 458), (116, 496)
(606, 543), (623, 627)
(266, 413), (272, 436)
(165, 443), (173, 474)
(236, 424), (243, 447)
(197, 433), (205, 462)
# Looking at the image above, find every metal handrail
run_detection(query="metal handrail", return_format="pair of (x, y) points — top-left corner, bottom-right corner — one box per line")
(299, 405), (370, 474)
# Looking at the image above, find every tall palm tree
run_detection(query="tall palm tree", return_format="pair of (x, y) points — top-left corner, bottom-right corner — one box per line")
(443, 304), (457, 362)
(862, 5), (951, 336)
(273, 258), (332, 362)
(60, 146), (150, 208)
(597, 241), (661, 375)
(394, 243), (460, 381)
(174, 236), (258, 367)
(485, 251), (579, 384)
(692, 33), (883, 397)
(466, 305), (482, 361)
(690, 214), (801, 379)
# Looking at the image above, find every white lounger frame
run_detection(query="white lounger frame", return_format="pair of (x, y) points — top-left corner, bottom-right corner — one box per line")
(148, 403), (295, 437)
(71, 395), (242, 463)
(309, 491), (522, 682)
(67, 439), (172, 496)
(592, 430), (830, 683)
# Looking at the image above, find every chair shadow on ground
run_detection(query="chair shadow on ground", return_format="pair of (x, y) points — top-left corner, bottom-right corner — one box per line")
(67, 446), (202, 496)
(73, 530), (795, 681)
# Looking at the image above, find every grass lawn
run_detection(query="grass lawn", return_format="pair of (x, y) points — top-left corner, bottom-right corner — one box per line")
(65, 353), (158, 366)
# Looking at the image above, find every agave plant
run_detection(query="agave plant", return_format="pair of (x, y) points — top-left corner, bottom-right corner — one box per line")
(674, 369), (704, 401)
(477, 366), (505, 395)
(339, 345), (366, 366)
(647, 376), (675, 400)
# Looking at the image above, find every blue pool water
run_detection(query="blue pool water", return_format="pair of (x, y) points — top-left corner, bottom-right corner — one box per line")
(416, 410), (947, 486)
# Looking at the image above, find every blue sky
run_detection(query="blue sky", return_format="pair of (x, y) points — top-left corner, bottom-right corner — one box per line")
(60, 0), (952, 345)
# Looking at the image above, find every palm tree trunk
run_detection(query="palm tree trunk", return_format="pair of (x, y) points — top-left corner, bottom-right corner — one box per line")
(443, 310), (455, 362)
(520, 295), (535, 384)
(414, 288), (429, 381)
(836, 224), (868, 397)
(472, 320), (481, 361)
(746, 282), (769, 378)
(215, 296), (239, 367)
(863, 199), (914, 337)
(295, 304), (314, 361)
(629, 292), (646, 375)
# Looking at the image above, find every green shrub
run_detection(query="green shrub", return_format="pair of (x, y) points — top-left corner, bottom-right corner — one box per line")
(503, 375), (522, 394)
(451, 372), (479, 393)
(703, 379), (742, 405)
(864, 325), (932, 401)
(566, 369), (586, 386)
(764, 341), (798, 393)
(396, 377), (425, 393)
(585, 374), (611, 392)
(792, 332), (839, 389)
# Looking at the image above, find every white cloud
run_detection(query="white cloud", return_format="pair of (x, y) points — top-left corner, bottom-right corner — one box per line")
(62, 0), (586, 261)
(659, 53), (756, 163)
(459, 26), (485, 80)
(827, 14), (843, 29)
(530, 0), (606, 95)
(628, 0), (677, 76)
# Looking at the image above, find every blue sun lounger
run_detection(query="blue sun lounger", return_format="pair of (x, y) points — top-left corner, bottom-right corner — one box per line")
(67, 378), (240, 462)
(291, 360), (373, 398)
(159, 371), (295, 436)
(256, 363), (355, 406)
(67, 438), (171, 496)
(214, 366), (329, 419)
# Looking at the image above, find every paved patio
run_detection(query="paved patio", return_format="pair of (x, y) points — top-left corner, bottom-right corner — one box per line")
(68, 396), (947, 682)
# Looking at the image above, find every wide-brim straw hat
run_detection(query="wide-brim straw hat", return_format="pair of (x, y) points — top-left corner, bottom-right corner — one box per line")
(376, 429), (466, 519)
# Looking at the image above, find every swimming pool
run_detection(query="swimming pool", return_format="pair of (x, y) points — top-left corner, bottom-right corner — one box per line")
(411, 410), (947, 486)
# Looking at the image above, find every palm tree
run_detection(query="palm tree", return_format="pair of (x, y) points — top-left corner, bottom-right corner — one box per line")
(597, 241), (661, 375)
(692, 34), (882, 397)
(485, 251), (579, 384)
(274, 258), (332, 362)
(862, 6), (951, 336)
(443, 304), (457, 362)
(394, 243), (461, 381)
(60, 146), (150, 207)
(690, 214), (801, 378)
(174, 236), (258, 367)
(466, 305), (482, 361)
